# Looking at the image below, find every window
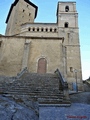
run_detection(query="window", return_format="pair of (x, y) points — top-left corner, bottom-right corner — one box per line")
(28, 28), (31, 31)
(54, 28), (57, 32)
(29, 13), (31, 16)
(33, 28), (35, 31)
(45, 28), (48, 32)
(65, 6), (69, 12)
(64, 22), (69, 28)
(23, 9), (25, 12)
(37, 28), (39, 31)
(0, 41), (2, 47)
(70, 67), (73, 72)
(50, 28), (52, 32)
(41, 28), (44, 32)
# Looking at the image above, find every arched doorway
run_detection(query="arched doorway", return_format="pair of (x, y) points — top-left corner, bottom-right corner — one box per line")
(37, 58), (47, 74)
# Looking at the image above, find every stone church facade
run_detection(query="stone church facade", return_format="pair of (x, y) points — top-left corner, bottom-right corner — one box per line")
(0, 0), (83, 89)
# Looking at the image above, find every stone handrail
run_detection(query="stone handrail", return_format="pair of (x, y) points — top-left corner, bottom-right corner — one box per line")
(54, 69), (68, 90)
(55, 69), (70, 100)
(16, 67), (28, 79)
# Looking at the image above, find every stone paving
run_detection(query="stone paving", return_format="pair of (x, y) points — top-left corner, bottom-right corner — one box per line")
(39, 92), (90, 120)
(39, 103), (90, 120)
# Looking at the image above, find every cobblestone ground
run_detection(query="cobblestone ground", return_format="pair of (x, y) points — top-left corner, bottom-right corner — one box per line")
(70, 92), (90, 104)
(39, 92), (90, 120)
(39, 103), (90, 120)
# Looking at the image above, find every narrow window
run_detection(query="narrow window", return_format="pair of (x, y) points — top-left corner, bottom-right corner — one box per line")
(64, 22), (69, 28)
(65, 6), (69, 12)
(54, 28), (57, 32)
(28, 28), (31, 31)
(29, 13), (31, 16)
(46, 28), (48, 32)
(23, 9), (25, 12)
(0, 41), (2, 47)
(70, 67), (73, 72)
(33, 28), (35, 31)
(41, 28), (44, 32)
(50, 28), (52, 32)
(37, 28), (39, 31)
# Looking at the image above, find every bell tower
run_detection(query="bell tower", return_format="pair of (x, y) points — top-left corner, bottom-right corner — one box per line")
(57, 2), (78, 28)
(57, 2), (82, 85)
(5, 0), (38, 36)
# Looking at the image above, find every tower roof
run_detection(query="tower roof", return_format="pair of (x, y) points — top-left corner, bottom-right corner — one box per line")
(6, 0), (38, 23)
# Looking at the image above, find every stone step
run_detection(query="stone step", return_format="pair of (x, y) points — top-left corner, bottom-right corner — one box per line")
(3, 93), (64, 100)
(6, 89), (61, 94)
(8, 86), (59, 90)
(0, 80), (58, 84)
(3, 91), (63, 96)
(9, 85), (59, 89)
(0, 87), (60, 93)
(3, 91), (63, 97)
(0, 72), (71, 106)
(0, 83), (58, 86)
(38, 97), (71, 105)
(8, 87), (60, 91)
(0, 82), (59, 86)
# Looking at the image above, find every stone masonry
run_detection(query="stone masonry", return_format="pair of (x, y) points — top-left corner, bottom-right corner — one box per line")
(0, 0), (83, 90)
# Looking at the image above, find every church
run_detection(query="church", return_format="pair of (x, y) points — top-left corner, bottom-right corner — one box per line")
(0, 0), (83, 90)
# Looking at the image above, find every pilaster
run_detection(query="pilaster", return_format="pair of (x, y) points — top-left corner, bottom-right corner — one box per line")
(22, 39), (31, 70)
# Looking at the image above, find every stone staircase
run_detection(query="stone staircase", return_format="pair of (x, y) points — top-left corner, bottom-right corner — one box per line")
(0, 73), (71, 106)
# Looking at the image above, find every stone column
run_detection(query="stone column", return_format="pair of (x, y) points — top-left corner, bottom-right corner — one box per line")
(21, 39), (31, 70)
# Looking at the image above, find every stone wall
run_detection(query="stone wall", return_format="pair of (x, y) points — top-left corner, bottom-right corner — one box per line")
(0, 36), (25, 76)
(5, 0), (36, 36)
(28, 38), (63, 73)
(0, 36), (64, 76)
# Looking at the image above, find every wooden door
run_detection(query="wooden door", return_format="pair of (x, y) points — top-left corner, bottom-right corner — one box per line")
(37, 58), (47, 74)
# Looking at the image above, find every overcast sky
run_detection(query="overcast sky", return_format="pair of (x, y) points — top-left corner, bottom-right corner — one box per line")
(0, 0), (90, 80)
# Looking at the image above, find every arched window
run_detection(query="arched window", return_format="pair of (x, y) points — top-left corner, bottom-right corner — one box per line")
(41, 28), (44, 32)
(50, 28), (52, 32)
(28, 28), (31, 31)
(45, 28), (48, 32)
(37, 28), (39, 31)
(65, 6), (69, 12)
(64, 22), (69, 28)
(54, 28), (57, 32)
(33, 28), (35, 31)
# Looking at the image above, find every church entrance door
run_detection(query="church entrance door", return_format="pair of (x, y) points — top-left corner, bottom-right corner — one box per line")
(37, 58), (47, 74)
